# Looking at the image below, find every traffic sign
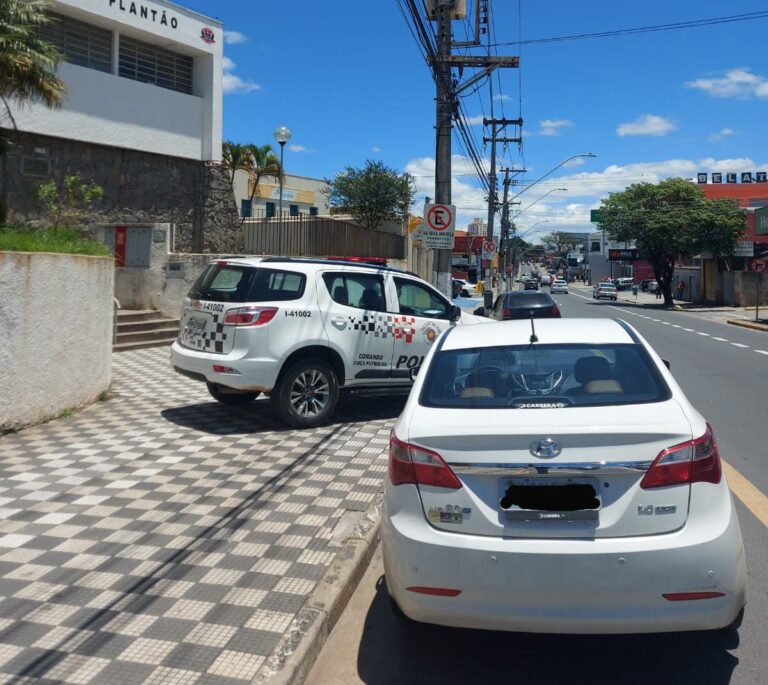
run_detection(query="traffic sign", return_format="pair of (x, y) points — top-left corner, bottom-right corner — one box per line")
(481, 239), (497, 259)
(748, 258), (766, 273)
(590, 209), (602, 223)
(421, 203), (456, 249)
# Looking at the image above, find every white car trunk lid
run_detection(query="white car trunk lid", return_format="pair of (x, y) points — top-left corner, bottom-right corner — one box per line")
(408, 400), (692, 539)
(179, 299), (236, 355)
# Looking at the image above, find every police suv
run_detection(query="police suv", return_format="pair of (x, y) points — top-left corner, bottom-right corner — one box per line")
(171, 257), (488, 428)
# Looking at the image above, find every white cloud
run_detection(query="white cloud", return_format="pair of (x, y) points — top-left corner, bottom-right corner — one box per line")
(686, 68), (768, 99)
(287, 144), (316, 153)
(616, 114), (676, 137)
(222, 56), (260, 95)
(493, 94), (511, 101)
(708, 127), (737, 142)
(404, 155), (768, 236)
(562, 157), (586, 169)
(224, 30), (247, 45)
(539, 119), (573, 136)
(466, 114), (485, 125)
(371, 146), (382, 153)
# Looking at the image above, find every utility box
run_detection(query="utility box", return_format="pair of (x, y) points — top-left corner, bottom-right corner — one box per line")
(426, 0), (466, 20)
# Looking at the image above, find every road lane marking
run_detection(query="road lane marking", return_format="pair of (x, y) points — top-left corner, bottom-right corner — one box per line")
(712, 337), (728, 342)
(755, 350), (768, 356)
(722, 460), (768, 528)
(696, 332), (710, 336)
(683, 328), (695, 332)
(731, 343), (749, 348)
(672, 324), (682, 328)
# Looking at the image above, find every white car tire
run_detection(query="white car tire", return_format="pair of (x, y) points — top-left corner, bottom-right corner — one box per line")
(271, 358), (339, 429)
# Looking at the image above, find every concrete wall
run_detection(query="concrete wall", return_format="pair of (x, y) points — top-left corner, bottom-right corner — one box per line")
(0, 252), (113, 430)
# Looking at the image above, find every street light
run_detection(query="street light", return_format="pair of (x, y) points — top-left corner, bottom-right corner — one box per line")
(514, 188), (568, 218)
(273, 126), (292, 217)
(513, 153), (596, 201)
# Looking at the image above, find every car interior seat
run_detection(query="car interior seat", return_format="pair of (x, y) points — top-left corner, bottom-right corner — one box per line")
(333, 285), (348, 306)
(360, 287), (383, 311)
(569, 356), (622, 395)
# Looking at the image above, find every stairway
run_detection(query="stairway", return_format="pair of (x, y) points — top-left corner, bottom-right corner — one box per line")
(114, 310), (180, 352)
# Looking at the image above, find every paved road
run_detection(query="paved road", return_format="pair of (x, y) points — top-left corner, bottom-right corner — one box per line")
(309, 287), (768, 685)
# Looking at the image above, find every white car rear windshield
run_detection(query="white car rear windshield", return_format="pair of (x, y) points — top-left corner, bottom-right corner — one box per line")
(420, 343), (670, 408)
(189, 265), (306, 303)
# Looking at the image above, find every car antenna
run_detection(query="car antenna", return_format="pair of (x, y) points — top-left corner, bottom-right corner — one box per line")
(529, 312), (538, 344)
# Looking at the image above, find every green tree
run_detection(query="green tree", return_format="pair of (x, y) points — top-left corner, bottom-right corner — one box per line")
(221, 140), (280, 221)
(326, 160), (415, 230)
(541, 231), (577, 255)
(37, 175), (104, 230)
(0, 0), (66, 153)
(597, 178), (745, 306)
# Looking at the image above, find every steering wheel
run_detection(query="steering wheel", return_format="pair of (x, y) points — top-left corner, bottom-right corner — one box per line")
(511, 368), (566, 396)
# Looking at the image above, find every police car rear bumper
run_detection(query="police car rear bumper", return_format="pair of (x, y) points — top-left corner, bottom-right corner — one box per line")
(170, 341), (280, 392)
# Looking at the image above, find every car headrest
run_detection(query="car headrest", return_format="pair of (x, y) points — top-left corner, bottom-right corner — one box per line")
(460, 387), (494, 399)
(584, 380), (623, 394)
(574, 356), (612, 384)
(333, 285), (347, 306)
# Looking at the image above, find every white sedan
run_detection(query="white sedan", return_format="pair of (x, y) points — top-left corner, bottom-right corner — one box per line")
(550, 279), (569, 294)
(382, 318), (746, 634)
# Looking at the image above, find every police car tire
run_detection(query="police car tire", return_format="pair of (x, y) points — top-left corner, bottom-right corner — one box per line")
(207, 383), (259, 406)
(271, 358), (339, 429)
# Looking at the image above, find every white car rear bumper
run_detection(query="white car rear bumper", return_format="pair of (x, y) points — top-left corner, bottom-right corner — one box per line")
(170, 340), (280, 392)
(382, 484), (746, 634)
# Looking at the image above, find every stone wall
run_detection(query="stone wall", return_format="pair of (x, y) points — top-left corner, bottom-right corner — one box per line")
(0, 131), (241, 252)
(0, 252), (113, 431)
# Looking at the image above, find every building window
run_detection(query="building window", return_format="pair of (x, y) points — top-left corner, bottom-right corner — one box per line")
(240, 199), (252, 218)
(118, 35), (193, 94)
(40, 12), (112, 73)
(591, 241), (601, 252)
(309, 207), (318, 216)
(265, 202), (276, 218)
(21, 157), (51, 178)
(289, 205), (299, 217)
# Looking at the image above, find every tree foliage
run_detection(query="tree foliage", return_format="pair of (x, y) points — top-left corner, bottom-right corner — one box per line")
(221, 141), (281, 221)
(0, 0), (66, 144)
(541, 231), (578, 255)
(37, 175), (104, 230)
(597, 178), (745, 305)
(326, 160), (415, 230)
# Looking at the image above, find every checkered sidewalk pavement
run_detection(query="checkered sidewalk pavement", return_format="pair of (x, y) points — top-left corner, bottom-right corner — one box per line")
(0, 347), (401, 684)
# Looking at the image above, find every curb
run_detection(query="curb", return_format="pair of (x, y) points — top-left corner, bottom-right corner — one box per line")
(255, 499), (382, 685)
(727, 319), (768, 332)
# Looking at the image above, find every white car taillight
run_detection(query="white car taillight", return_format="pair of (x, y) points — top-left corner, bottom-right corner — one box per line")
(388, 431), (462, 490)
(640, 423), (722, 489)
(223, 306), (278, 326)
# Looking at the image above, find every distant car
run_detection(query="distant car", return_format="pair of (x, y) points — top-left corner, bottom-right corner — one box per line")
(616, 277), (635, 291)
(540, 274), (552, 286)
(382, 318), (746, 634)
(641, 279), (659, 293)
(452, 279), (463, 299)
(550, 279), (569, 294)
(487, 291), (561, 320)
(523, 280), (538, 291)
(593, 283), (618, 300)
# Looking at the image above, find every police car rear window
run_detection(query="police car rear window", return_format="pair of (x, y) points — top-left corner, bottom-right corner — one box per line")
(189, 265), (305, 303)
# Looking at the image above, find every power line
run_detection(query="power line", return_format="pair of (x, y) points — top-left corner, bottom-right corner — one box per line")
(490, 10), (768, 47)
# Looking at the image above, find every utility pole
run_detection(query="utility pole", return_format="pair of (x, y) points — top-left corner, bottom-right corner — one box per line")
(433, 0), (454, 298)
(498, 166), (524, 289)
(427, 0), (519, 297)
(482, 119), (521, 284)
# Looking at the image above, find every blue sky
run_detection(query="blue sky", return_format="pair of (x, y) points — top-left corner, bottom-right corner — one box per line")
(183, 0), (768, 240)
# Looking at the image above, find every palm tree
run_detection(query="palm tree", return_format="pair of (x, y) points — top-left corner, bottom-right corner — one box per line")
(0, 0), (66, 139)
(221, 141), (281, 221)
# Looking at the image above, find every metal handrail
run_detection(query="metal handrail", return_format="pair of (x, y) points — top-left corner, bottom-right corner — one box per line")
(113, 297), (121, 345)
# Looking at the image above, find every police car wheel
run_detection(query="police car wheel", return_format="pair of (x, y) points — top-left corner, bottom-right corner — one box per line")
(271, 359), (339, 428)
(206, 383), (259, 406)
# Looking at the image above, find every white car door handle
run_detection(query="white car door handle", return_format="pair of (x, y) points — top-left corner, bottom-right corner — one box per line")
(331, 316), (347, 329)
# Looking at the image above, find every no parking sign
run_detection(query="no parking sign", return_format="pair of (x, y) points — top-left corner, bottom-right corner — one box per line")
(421, 204), (456, 249)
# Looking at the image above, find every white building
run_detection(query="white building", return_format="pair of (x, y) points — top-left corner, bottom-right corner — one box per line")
(1, 0), (228, 254)
(233, 172), (331, 218)
(8, 0), (222, 162)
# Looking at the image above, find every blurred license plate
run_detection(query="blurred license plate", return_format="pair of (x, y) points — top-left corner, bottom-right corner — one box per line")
(500, 477), (600, 522)
(185, 317), (206, 337)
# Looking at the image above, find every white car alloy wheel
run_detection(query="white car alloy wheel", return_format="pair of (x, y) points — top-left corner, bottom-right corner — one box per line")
(271, 359), (339, 428)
